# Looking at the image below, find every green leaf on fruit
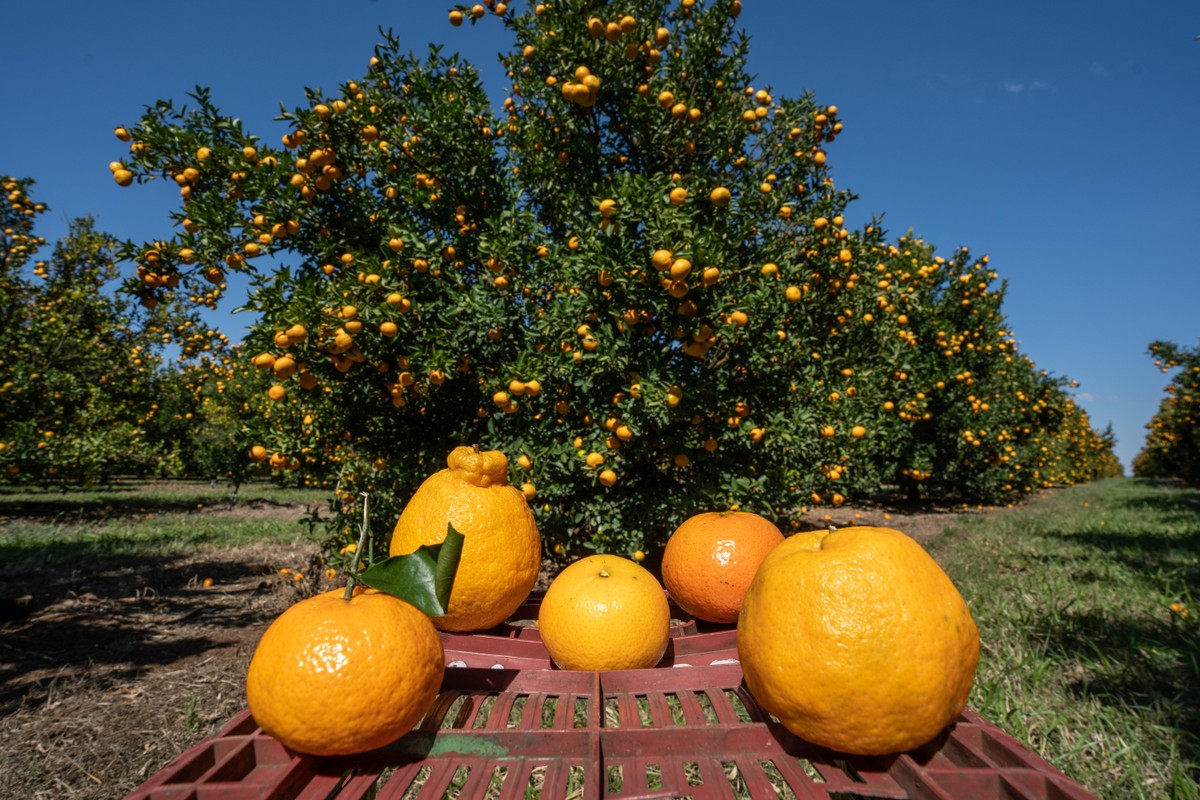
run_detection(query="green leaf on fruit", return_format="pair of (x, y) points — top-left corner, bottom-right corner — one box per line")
(433, 522), (464, 612)
(359, 523), (464, 617)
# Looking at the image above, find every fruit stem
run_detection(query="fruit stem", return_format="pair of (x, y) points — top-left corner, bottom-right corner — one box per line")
(343, 493), (371, 601)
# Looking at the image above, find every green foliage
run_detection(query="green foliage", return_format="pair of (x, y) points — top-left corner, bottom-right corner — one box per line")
(0, 177), (244, 488)
(146, 356), (277, 485)
(1135, 339), (1200, 482)
(0, 186), (155, 485)
(107, 0), (1119, 556)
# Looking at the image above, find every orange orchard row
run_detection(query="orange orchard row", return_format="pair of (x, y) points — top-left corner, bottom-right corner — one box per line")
(1, 180), (237, 485)
(97, 0), (1119, 552)
(114, 220), (1106, 494)
(1134, 340), (1200, 481)
(226, 234), (1109, 501)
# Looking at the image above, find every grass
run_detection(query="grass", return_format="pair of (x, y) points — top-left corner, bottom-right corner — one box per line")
(179, 694), (202, 732)
(0, 478), (333, 564)
(928, 478), (1200, 800)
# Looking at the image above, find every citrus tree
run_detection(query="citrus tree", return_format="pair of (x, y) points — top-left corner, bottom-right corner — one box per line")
(1134, 339), (1200, 482)
(0, 176), (229, 487)
(136, 352), (273, 487)
(0, 180), (152, 485)
(844, 233), (1122, 502)
(109, 0), (1118, 555)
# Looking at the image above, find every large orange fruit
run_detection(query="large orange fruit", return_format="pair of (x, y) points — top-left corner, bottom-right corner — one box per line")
(737, 526), (980, 755)
(537, 554), (671, 670)
(661, 510), (784, 623)
(390, 446), (540, 631)
(246, 587), (444, 756)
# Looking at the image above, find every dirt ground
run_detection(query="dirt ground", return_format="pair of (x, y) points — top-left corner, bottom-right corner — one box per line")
(0, 498), (976, 800)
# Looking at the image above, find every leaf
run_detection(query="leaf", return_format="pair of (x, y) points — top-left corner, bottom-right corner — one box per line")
(358, 522), (464, 618)
(435, 522), (465, 612)
(358, 547), (442, 615)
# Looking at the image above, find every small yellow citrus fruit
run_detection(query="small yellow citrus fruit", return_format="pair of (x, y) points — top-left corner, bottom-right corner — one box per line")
(537, 554), (670, 670)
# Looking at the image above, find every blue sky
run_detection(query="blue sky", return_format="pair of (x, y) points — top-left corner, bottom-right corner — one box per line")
(3, 1), (1198, 471)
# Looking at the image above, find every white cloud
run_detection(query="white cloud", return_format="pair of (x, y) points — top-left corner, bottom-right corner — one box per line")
(1002, 79), (1051, 95)
(1090, 62), (1110, 77)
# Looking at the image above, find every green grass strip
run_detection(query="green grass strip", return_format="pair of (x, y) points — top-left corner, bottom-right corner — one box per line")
(0, 480), (332, 564)
(929, 478), (1199, 800)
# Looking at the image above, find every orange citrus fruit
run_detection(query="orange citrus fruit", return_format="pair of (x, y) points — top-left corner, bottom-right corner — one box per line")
(537, 554), (670, 670)
(661, 510), (784, 623)
(246, 587), (444, 756)
(390, 446), (541, 631)
(737, 526), (980, 755)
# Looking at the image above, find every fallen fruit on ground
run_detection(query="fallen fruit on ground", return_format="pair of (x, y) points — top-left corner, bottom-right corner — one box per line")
(390, 446), (541, 631)
(537, 553), (671, 670)
(661, 510), (784, 623)
(737, 526), (980, 755)
(245, 587), (444, 756)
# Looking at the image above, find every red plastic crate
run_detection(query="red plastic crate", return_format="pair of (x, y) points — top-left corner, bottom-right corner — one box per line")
(126, 597), (1099, 800)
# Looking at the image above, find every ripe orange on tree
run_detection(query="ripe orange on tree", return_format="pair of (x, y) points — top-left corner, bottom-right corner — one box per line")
(245, 586), (444, 756)
(390, 446), (541, 631)
(537, 553), (670, 670)
(661, 510), (784, 623)
(737, 526), (980, 755)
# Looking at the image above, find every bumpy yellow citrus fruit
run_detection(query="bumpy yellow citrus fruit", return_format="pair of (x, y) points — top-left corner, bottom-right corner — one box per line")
(390, 446), (540, 631)
(246, 587), (444, 756)
(537, 554), (670, 670)
(661, 510), (784, 623)
(737, 526), (980, 755)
